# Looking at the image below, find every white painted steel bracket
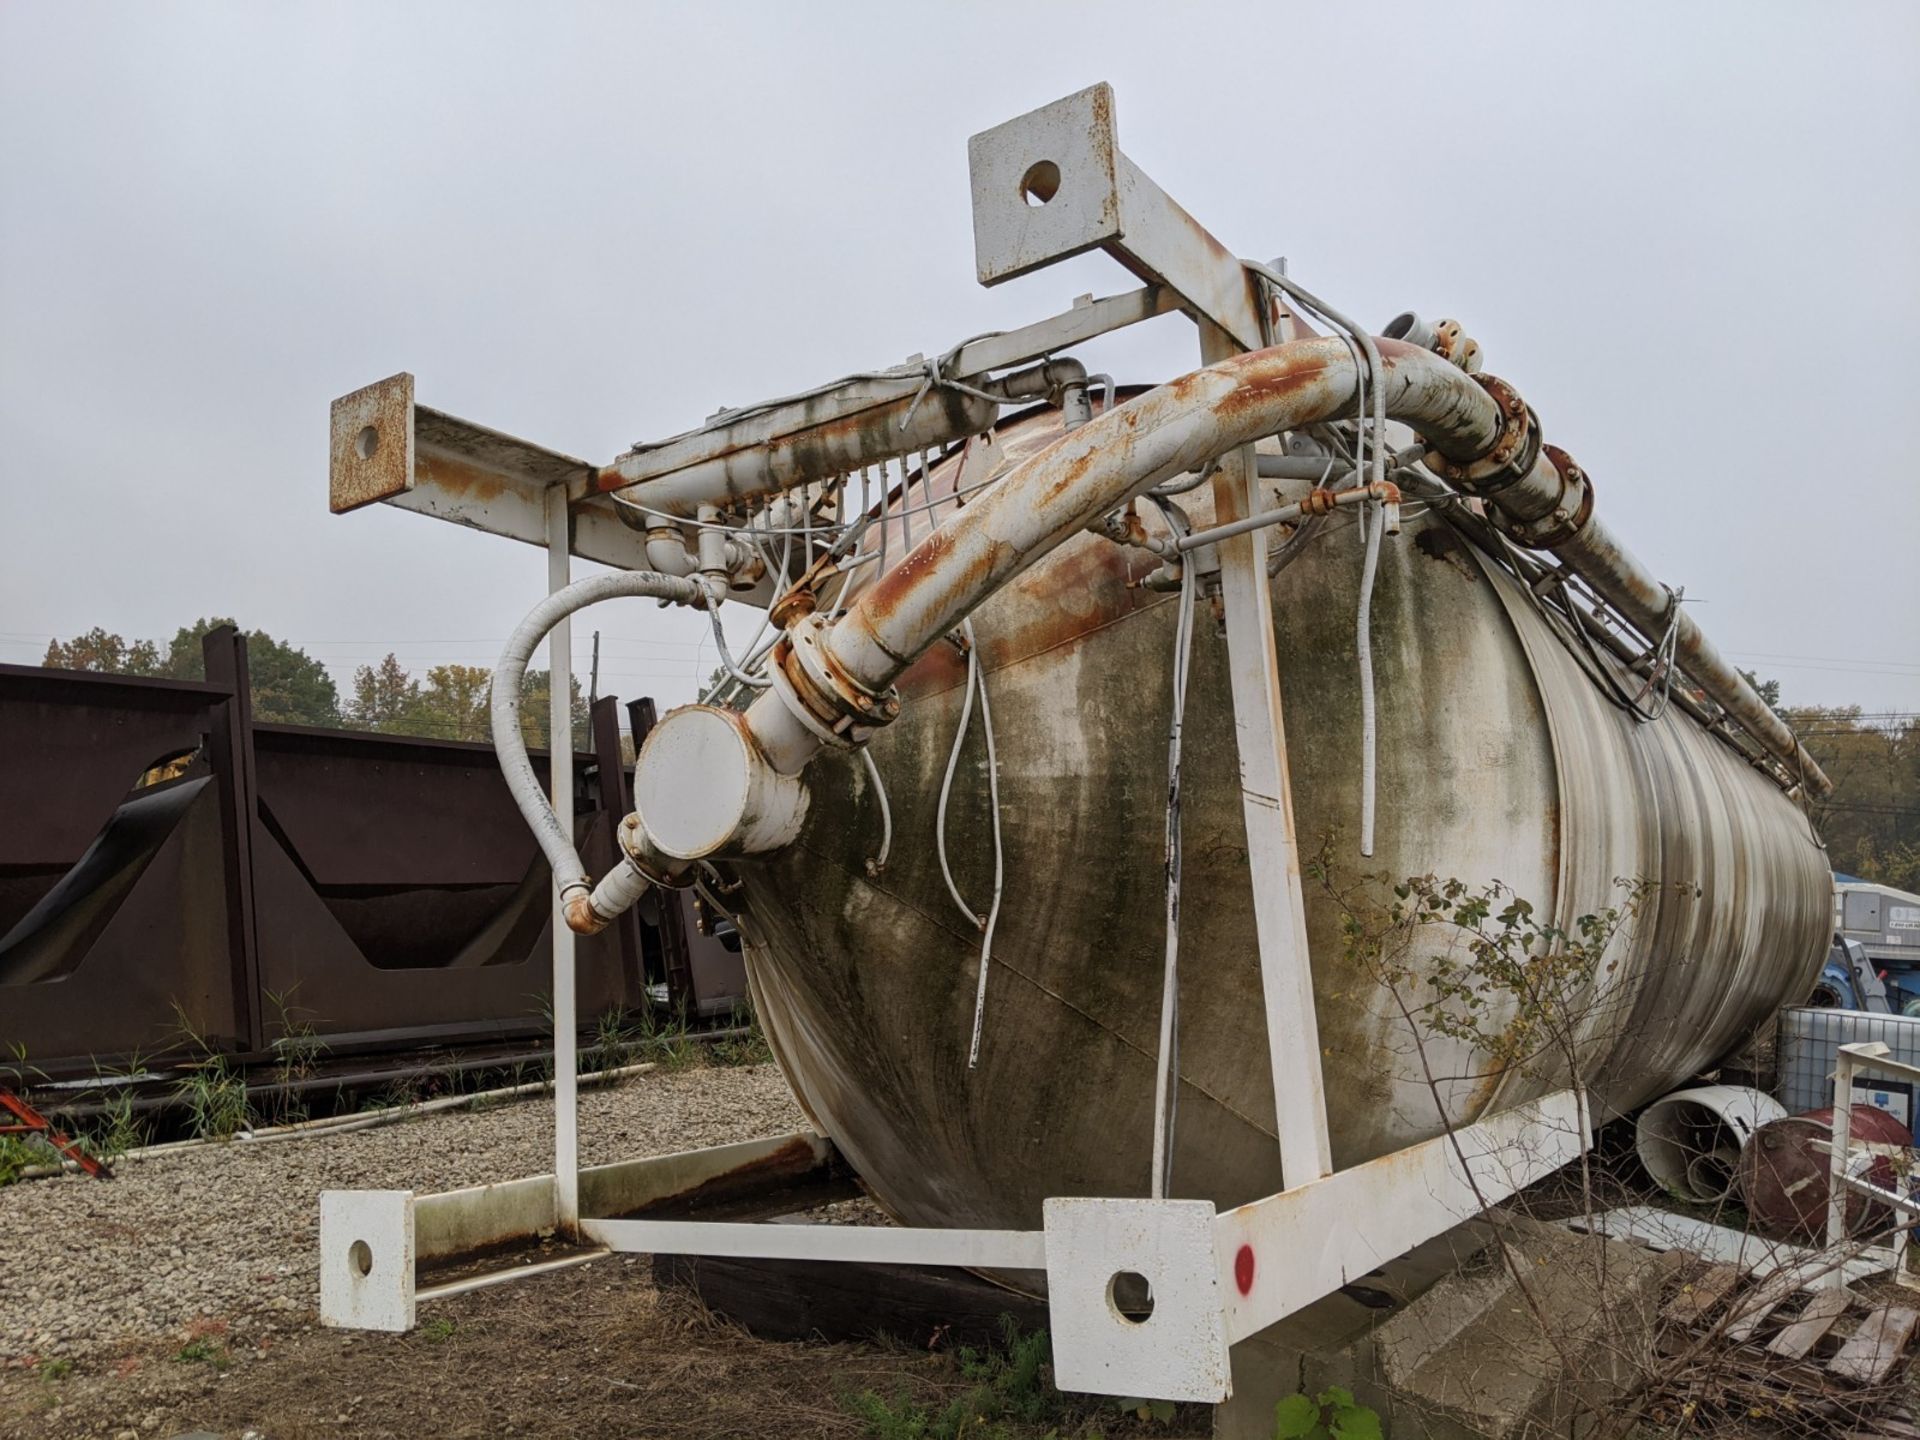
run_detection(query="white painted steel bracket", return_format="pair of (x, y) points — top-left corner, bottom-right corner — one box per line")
(968, 83), (1270, 352)
(319, 1189), (414, 1332)
(1215, 1089), (1586, 1348)
(321, 1103), (1584, 1401)
(317, 1133), (833, 1329)
(1044, 1198), (1228, 1403)
(1201, 326), (1333, 1187)
(972, 83), (1336, 1187)
(328, 371), (652, 570)
(305, 1094), (1577, 1403)
(1034, 1090), (1585, 1400)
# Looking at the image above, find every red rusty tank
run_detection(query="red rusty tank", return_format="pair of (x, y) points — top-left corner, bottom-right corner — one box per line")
(1737, 1105), (1913, 1242)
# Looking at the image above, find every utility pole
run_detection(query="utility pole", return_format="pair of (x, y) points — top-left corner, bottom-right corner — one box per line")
(589, 629), (600, 706)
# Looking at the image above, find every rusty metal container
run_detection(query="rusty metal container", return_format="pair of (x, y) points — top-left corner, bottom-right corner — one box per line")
(1737, 1106), (1914, 1241)
(725, 406), (1833, 1234)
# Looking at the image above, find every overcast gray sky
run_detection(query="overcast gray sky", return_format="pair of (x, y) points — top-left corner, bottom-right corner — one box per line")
(2, 2), (1915, 717)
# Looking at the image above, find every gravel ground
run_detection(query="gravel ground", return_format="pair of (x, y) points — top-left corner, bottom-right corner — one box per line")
(0, 1063), (805, 1368)
(0, 1063), (1150, 1440)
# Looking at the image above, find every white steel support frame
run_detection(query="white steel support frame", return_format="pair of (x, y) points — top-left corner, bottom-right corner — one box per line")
(318, 81), (1594, 1404)
(546, 487), (579, 1231)
(1197, 323), (1333, 1186)
(1822, 1042), (1920, 1288)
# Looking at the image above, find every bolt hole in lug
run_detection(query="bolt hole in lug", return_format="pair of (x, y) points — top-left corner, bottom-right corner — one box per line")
(1019, 158), (1060, 207)
(355, 424), (379, 461)
(348, 1239), (373, 1278)
(1106, 1270), (1155, 1325)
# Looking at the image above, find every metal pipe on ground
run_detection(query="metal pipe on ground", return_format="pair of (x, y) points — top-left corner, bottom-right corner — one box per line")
(14, 1055), (686, 1180)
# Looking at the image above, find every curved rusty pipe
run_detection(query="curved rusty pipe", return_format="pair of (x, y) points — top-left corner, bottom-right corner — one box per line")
(782, 336), (1828, 796)
(816, 338), (1481, 692)
(634, 335), (1825, 860)
(725, 336), (1492, 790)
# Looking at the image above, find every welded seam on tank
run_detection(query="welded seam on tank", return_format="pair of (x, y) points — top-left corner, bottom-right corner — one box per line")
(783, 835), (1283, 1139)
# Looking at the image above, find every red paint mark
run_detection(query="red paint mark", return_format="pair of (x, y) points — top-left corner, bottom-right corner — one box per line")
(1234, 1244), (1256, 1296)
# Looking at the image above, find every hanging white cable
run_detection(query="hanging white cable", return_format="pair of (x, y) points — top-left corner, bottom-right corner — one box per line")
(1149, 557), (1199, 1198)
(705, 590), (773, 690)
(1356, 500), (1383, 856)
(964, 618), (1005, 1072)
(935, 637), (982, 926)
(1249, 263), (1387, 856)
(860, 748), (893, 876)
(898, 453), (915, 549)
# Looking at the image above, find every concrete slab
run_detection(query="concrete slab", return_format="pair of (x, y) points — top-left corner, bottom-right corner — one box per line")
(1216, 1212), (1682, 1440)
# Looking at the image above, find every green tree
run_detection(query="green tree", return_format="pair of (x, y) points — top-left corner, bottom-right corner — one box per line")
(41, 627), (163, 675)
(346, 653), (419, 731)
(402, 663), (493, 743)
(160, 618), (341, 726)
(1793, 702), (1919, 891)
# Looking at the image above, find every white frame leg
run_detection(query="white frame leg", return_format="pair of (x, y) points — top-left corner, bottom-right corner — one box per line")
(547, 485), (579, 1232)
(1198, 321), (1332, 1186)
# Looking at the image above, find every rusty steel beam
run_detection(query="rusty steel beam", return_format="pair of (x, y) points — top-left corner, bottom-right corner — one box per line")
(588, 286), (1179, 512)
(328, 373), (654, 572)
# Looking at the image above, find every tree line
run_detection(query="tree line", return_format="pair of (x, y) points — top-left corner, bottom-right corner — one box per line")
(39, 624), (1919, 893)
(1790, 707), (1919, 894)
(41, 621), (588, 749)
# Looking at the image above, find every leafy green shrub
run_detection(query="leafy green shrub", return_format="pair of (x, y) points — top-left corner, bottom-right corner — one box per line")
(1273, 1386), (1381, 1440)
(843, 1321), (1094, 1438)
(0, 1134), (52, 1185)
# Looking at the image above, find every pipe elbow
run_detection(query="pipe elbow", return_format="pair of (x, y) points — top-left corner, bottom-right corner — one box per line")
(645, 527), (697, 577)
(562, 885), (609, 936)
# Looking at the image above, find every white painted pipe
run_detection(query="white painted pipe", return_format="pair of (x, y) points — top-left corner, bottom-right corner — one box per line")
(1635, 1084), (1786, 1202)
(489, 568), (702, 922)
(17, 1060), (664, 1179)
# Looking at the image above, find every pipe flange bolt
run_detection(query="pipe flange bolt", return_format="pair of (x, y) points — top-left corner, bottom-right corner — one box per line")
(770, 611), (900, 748)
(616, 815), (696, 889)
(1425, 375), (1540, 498)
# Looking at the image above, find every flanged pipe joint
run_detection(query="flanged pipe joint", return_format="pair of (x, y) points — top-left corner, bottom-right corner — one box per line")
(627, 607), (894, 861)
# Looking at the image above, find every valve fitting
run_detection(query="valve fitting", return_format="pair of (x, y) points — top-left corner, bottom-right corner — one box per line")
(767, 611), (901, 751)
